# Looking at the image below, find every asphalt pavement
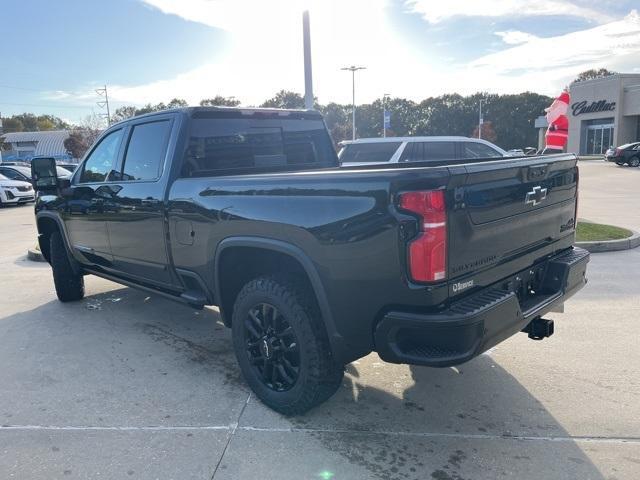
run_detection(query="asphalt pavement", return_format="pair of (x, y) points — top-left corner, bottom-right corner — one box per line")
(0, 160), (638, 479)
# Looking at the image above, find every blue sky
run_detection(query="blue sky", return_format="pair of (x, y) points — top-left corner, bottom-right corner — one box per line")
(1, 0), (639, 125)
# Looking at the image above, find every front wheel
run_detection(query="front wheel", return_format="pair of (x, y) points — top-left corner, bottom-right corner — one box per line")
(231, 275), (344, 415)
(50, 231), (85, 302)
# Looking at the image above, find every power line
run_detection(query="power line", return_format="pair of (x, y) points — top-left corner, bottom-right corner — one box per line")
(0, 101), (95, 110)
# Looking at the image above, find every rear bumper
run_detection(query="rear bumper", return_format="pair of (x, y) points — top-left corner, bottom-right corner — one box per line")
(374, 247), (589, 367)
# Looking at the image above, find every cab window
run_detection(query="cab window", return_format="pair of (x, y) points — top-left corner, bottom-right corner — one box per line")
(79, 129), (123, 183)
(120, 121), (171, 181)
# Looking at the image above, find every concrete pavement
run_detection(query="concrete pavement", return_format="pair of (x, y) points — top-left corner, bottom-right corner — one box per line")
(1, 162), (639, 479)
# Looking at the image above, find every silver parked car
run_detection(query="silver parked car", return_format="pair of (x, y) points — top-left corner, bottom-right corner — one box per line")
(338, 136), (509, 167)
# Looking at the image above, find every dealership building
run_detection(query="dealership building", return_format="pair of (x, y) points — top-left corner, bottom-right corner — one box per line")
(567, 73), (640, 155)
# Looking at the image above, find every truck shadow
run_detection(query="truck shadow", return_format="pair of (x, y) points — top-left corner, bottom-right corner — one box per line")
(0, 285), (609, 479)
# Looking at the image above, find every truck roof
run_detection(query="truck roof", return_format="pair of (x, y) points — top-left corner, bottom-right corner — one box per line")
(111, 106), (323, 127)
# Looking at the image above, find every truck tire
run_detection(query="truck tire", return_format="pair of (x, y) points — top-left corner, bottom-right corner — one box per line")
(231, 275), (343, 415)
(629, 157), (640, 167)
(50, 231), (85, 302)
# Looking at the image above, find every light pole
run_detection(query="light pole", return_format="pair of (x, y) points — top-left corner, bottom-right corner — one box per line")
(341, 65), (366, 140)
(382, 93), (390, 138)
(478, 98), (484, 139)
(302, 10), (314, 110)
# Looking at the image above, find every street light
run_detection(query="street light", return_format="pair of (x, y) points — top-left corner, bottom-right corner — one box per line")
(478, 98), (484, 139)
(382, 93), (391, 138)
(302, 10), (314, 110)
(341, 65), (366, 140)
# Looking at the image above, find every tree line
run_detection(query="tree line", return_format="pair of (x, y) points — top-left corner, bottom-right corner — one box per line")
(106, 90), (552, 150)
(1, 92), (551, 158)
(1, 68), (618, 158)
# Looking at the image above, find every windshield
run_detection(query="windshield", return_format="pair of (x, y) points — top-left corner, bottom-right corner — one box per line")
(339, 142), (402, 163)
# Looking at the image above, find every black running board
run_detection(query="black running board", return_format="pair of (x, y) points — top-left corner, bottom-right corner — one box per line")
(84, 268), (206, 310)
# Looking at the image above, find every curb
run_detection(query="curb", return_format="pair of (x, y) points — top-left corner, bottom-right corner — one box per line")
(27, 248), (46, 262)
(576, 230), (640, 253)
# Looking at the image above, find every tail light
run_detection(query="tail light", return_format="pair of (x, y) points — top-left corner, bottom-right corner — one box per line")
(399, 190), (447, 282)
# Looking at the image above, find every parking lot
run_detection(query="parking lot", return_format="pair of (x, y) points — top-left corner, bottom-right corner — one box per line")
(0, 160), (638, 479)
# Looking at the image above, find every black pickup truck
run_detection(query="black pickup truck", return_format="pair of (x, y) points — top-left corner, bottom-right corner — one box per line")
(31, 107), (589, 414)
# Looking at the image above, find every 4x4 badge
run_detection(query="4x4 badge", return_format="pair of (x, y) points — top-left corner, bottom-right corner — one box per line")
(525, 186), (547, 206)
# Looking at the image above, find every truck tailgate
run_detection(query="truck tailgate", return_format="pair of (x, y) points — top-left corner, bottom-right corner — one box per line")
(446, 155), (578, 295)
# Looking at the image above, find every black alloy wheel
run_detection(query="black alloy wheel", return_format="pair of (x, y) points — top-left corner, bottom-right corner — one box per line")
(244, 302), (300, 392)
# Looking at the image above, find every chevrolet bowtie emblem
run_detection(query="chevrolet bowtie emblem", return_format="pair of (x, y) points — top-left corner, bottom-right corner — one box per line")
(525, 186), (547, 206)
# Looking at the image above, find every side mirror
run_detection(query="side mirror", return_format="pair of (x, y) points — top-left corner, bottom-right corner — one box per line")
(31, 157), (58, 191)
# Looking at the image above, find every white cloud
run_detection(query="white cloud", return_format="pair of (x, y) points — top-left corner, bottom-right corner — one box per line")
(405, 0), (613, 23)
(495, 30), (539, 45)
(89, 3), (639, 110)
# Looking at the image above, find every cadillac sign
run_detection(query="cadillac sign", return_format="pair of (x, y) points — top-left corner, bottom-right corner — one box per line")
(571, 100), (616, 116)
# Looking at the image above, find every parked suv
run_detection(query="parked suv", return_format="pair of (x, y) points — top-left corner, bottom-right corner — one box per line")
(0, 173), (35, 205)
(0, 163), (72, 184)
(338, 136), (508, 166)
(608, 142), (640, 167)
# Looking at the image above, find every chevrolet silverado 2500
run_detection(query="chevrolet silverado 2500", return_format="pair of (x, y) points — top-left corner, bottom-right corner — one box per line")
(31, 107), (589, 414)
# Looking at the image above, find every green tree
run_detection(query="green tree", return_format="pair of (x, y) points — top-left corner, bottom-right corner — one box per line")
(200, 96), (241, 107)
(111, 106), (138, 123)
(470, 121), (497, 143)
(260, 90), (305, 109)
(2, 118), (24, 133)
(36, 118), (56, 131)
(574, 68), (616, 83)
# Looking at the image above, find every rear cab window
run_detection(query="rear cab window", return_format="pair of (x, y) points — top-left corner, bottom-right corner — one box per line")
(339, 142), (401, 163)
(181, 113), (337, 177)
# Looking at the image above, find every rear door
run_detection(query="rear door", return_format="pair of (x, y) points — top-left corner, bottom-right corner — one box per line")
(447, 156), (578, 290)
(105, 115), (175, 287)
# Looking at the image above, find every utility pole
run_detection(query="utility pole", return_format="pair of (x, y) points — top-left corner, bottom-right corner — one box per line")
(302, 10), (314, 110)
(478, 98), (484, 139)
(341, 66), (366, 140)
(96, 85), (111, 126)
(382, 93), (390, 138)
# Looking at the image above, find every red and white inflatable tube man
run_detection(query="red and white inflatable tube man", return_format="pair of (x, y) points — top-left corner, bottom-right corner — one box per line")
(544, 90), (570, 153)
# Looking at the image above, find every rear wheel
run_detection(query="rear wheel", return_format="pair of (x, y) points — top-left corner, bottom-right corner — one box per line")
(231, 275), (343, 415)
(629, 157), (640, 167)
(50, 231), (85, 302)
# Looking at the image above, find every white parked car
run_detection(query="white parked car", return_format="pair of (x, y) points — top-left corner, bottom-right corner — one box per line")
(0, 173), (35, 206)
(338, 136), (509, 166)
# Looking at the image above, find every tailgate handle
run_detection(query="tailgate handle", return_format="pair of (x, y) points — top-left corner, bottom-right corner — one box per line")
(527, 165), (548, 181)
